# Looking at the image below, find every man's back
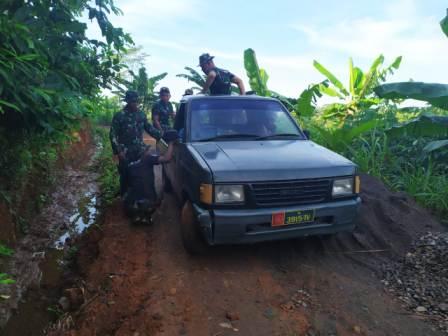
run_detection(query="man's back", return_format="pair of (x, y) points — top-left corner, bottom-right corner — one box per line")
(209, 67), (234, 95)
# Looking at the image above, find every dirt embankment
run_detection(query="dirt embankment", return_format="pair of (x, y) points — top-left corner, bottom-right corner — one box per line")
(0, 124), (93, 246)
(54, 172), (446, 336)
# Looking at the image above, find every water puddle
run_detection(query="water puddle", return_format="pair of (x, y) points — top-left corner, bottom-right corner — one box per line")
(55, 191), (98, 249)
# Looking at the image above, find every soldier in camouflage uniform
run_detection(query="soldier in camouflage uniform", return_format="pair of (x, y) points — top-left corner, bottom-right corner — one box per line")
(198, 53), (245, 95)
(152, 87), (175, 131)
(109, 90), (162, 197)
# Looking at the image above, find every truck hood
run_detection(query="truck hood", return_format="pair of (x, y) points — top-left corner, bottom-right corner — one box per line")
(191, 140), (356, 182)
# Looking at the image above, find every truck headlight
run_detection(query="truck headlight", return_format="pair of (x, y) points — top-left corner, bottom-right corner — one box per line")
(215, 185), (245, 203)
(332, 178), (354, 197)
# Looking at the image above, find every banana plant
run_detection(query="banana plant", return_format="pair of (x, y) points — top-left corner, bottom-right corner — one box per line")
(313, 55), (402, 124)
(374, 82), (448, 110)
(423, 140), (448, 154)
(114, 67), (167, 112)
(385, 115), (448, 155)
(294, 82), (324, 118)
(374, 83), (448, 154)
(176, 66), (206, 92)
(244, 48), (270, 97)
(385, 115), (448, 138)
(243, 49), (296, 110)
(441, 8), (448, 38)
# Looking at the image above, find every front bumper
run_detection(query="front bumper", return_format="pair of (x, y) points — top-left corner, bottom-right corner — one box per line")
(193, 197), (361, 245)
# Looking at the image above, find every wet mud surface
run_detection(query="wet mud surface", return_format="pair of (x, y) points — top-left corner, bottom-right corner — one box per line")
(0, 132), (99, 334)
(56, 171), (446, 336)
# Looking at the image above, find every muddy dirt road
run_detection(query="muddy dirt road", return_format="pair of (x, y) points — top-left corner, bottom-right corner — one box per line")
(62, 169), (445, 336)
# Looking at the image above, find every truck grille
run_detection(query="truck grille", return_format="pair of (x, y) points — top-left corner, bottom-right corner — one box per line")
(251, 178), (331, 206)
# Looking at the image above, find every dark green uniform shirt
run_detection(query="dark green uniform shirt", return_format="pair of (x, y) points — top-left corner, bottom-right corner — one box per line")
(109, 107), (161, 162)
(152, 99), (174, 130)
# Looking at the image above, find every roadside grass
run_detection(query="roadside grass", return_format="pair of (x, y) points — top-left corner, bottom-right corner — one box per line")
(390, 163), (448, 222)
(345, 131), (448, 223)
(93, 127), (119, 207)
(0, 243), (14, 287)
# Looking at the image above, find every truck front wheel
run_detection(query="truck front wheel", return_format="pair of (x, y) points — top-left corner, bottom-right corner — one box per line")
(180, 200), (209, 255)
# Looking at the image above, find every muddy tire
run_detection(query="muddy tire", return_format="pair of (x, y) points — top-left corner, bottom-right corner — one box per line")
(180, 200), (209, 255)
(162, 167), (173, 193)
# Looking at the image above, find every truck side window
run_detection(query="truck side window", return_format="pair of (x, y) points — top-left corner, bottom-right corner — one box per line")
(174, 103), (185, 131)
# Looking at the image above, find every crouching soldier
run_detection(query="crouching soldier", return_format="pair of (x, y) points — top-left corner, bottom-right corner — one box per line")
(125, 134), (176, 224)
(109, 90), (175, 224)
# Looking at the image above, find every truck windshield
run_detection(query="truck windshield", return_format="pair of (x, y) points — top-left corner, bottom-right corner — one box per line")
(189, 99), (304, 142)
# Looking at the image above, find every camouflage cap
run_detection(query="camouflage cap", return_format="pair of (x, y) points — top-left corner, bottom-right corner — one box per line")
(159, 87), (170, 95)
(198, 53), (214, 66)
(124, 90), (139, 103)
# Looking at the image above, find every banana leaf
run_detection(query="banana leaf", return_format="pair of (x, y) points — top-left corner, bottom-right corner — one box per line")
(374, 82), (448, 110)
(350, 66), (364, 96)
(385, 115), (448, 138)
(313, 60), (349, 96)
(176, 67), (206, 87)
(441, 9), (448, 38)
(270, 90), (294, 110)
(295, 83), (322, 118)
(244, 49), (269, 96)
(361, 54), (384, 95)
(379, 56), (402, 81)
(423, 139), (448, 153)
(148, 72), (167, 89)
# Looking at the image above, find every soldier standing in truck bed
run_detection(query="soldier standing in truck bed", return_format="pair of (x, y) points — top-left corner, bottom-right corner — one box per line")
(198, 53), (245, 95)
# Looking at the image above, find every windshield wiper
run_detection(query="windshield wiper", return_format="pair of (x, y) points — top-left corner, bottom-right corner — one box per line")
(198, 133), (259, 142)
(255, 133), (302, 140)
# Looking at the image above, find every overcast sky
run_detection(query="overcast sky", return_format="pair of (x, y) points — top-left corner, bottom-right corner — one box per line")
(86, 0), (448, 102)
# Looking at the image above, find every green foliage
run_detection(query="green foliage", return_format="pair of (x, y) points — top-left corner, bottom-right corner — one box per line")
(0, 244), (13, 257)
(114, 67), (168, 113)
(0, 273), (15, 285)
(295, 83), (324, 118)
(313, 55), (401, 124)
(176, 66), (206, 92)
(244, 48), (270, 96)
(441, 9), (448, 38)
(385, 115), (448, 138)
(348, 132), (448, 219)
(84, 95), (121, 126)
(348, 132), (389, 177)
(392, 162), (448, 218)
(0, 244), (14, 287)
(312, 119), (380, 153)
(0, 129), (73, 207)
(374, 82), (448, 110)
(0, 0), (132, 132)
(423, 140), (448, 154)
(94, 128), (119, 206)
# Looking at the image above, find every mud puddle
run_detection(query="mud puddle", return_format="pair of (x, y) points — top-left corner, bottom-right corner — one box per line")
(0, 136), (100, 334)
(55, 190), (98, 249)
(1, 249), (64, 336)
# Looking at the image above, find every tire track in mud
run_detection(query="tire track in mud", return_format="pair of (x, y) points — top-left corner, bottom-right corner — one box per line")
(64, 171), (445, 336)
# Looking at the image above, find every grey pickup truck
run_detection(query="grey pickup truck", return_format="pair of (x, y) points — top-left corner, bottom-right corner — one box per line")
(159, 95), (361, 254)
